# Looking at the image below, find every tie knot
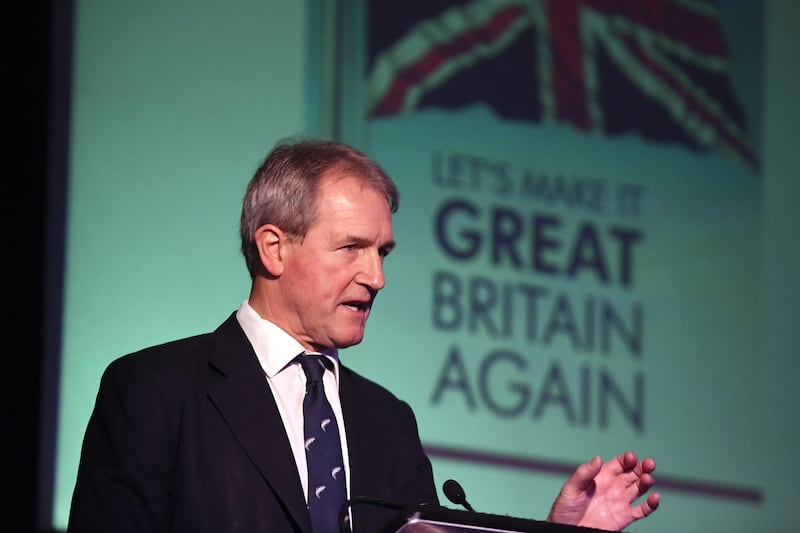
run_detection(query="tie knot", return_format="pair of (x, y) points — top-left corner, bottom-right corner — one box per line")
(299, 354), (327, 384)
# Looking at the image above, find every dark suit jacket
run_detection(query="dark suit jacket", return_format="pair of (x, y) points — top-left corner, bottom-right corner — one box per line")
(68, 313), (438, 532)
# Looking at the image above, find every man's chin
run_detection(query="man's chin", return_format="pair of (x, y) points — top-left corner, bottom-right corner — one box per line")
(333, 330), (366, 349)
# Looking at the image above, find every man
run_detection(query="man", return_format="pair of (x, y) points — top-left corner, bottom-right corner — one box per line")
(68, 138), (659, 532)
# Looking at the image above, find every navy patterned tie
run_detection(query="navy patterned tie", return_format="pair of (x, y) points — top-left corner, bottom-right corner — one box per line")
(299, 354), (347, 533)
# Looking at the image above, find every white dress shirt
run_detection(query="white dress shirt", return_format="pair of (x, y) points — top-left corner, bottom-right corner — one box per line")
(235, 300), (351, 504)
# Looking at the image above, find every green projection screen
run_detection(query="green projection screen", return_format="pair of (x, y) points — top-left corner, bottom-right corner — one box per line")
(337, 1), (765, 530)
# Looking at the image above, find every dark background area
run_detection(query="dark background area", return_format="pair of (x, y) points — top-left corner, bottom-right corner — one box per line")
(16, 1), (56, 531)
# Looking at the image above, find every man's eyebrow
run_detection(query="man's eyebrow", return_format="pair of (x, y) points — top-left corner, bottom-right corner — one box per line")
(339, 234), (395, 249)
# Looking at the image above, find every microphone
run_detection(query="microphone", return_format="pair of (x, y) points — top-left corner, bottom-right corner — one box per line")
(443, 479), (476, 513)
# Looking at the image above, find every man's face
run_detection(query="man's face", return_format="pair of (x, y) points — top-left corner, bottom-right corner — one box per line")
(276, 171), (395, 351)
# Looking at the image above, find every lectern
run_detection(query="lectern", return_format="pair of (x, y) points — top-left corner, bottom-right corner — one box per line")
(379, 504), (615, 533)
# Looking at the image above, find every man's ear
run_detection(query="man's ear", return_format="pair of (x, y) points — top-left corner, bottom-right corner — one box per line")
(254, 224), (286, 277)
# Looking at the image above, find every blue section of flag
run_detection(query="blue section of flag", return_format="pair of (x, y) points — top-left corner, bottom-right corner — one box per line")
(366, 0), (759, 170)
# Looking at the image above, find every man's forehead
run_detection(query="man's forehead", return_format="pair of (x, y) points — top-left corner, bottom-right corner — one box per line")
(316, 171), (392, 206)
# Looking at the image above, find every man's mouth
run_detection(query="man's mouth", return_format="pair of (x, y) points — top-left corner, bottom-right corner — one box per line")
(343, 301), (371, 312)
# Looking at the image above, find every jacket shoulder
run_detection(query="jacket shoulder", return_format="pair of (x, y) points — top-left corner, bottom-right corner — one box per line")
(101, 312), (245, 389)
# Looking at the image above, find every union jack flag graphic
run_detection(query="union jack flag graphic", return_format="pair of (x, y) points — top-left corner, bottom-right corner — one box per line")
(367, 0), (759, 170)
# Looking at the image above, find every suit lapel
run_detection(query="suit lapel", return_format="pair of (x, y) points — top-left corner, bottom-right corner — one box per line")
(340, 367), (408, 531)
(206, 314), (311, 531)
(339, 368), (365, 497)
(339, 367), (380, 500)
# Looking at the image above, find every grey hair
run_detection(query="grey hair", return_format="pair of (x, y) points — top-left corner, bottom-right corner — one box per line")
(240, 137), (399, 277)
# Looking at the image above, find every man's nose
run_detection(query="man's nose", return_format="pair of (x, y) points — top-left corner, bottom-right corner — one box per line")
(355, 251), (385, 290)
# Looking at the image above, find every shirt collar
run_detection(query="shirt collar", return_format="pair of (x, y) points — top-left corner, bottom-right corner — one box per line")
(235, 300), (340, 379)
